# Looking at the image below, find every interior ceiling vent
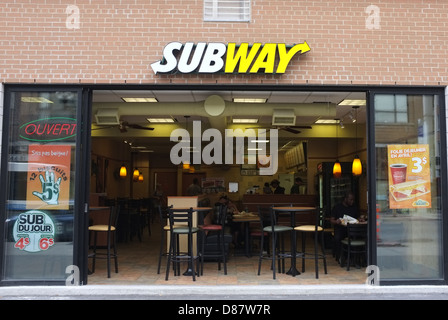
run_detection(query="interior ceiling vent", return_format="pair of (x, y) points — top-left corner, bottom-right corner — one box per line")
(272, 109), (296, 126)
(95, 108), (120, 125)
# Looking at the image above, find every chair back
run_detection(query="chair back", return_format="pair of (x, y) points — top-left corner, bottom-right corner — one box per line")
(215, 205), (227, 227)
(346, 223), (367, 242)
(156, 205), (169, 227)
(116, 197), (128, 212)
(127, 199), (141, 213)
(258, 206), (277, 231)
(109, 206), (120, 231)
(167, 206), (195, 232)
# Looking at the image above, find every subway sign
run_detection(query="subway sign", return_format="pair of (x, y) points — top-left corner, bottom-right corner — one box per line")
(151, 42), (310, 75)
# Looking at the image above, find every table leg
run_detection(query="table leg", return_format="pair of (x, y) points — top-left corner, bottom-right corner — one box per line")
(286, 212), (300, 276)
(244, 222), (251, 257)
(286, 230), (300, 276)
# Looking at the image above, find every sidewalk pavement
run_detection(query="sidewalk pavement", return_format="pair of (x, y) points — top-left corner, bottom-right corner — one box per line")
(1, 284), (448, 300)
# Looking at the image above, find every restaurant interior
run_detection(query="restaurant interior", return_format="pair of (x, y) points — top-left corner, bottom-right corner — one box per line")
(87, 89), (368, 285)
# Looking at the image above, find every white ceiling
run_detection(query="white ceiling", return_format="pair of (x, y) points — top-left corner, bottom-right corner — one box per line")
(92, 89), (366, 122)
(91, 89), (367, 153)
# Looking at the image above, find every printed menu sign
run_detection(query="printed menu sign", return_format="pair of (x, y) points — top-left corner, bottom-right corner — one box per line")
(13, 210), (55, 253)
(26, 145), (71, 210)
(387, 144), (431, 209)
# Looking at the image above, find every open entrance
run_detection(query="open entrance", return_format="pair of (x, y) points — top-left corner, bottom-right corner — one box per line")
(87, 87), (369, 285)
(2, 85), (444, 286)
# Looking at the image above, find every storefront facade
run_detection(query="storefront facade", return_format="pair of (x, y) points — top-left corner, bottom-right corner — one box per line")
(0, 1), (447, 286)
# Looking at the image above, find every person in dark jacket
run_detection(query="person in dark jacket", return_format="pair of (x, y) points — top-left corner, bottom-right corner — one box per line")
(270, 179), (285, 194)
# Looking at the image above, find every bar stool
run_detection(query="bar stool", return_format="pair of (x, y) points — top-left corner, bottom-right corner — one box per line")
(200, 205), (227, 275)
(257, 206), (293, 279)
(165, 207), (200, 281)
(294, 208), (327, 279)
(156, 205), (170, 274)
(89, 206), (120, 278)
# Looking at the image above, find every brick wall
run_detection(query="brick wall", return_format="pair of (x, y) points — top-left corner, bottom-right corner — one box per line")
(0, 0), (447, 85)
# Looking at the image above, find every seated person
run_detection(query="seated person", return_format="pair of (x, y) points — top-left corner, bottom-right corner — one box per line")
(215, 195), (242, 247)
(330, 191), (364, 262)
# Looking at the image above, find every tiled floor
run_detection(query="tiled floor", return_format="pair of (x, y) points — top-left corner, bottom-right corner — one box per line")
(88, 221), (366, 286)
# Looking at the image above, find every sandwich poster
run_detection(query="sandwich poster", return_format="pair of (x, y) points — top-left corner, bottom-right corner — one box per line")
(26, 145), (71, 210)
(387, 144), (431, 209)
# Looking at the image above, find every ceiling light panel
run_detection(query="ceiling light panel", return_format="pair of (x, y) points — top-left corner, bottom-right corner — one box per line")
(338, 99), (366, 106)
(146, 118), (175, 123)
(232, 118), (259, 123)
(233, 98), (267, 103)
(122, 97), (158, 103)
(315, 119), (340, 124)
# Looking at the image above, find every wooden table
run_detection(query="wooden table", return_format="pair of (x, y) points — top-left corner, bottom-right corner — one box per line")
(232, 214), (260, 257)
(272, 206), (317, 277)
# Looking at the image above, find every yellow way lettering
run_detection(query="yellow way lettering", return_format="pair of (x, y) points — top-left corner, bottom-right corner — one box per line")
(225, 43), (261, 73)
(276, 42), (310, 73)
(250, 43), (277, 73)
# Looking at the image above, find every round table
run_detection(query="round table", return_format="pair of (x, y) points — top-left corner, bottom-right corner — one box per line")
(272, 206), (317, 277)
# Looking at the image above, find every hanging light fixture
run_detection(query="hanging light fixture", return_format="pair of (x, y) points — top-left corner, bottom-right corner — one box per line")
(119, 164), (127, 178)
(352, 106), (362, 176)
(333, 161), (342, 178)
(182, 115), (191, 170)
(133, 168), (140, 181)
(138, 173), (144, 182)
(352, 156), (362, 176)
(333, 119), (342, 178)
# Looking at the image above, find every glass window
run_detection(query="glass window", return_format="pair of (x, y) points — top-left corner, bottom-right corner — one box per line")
(374, 93), (443, 281)
(374, 94), (408, 123)
(204, 0), (251, 22)
(2, 90), (78, 282)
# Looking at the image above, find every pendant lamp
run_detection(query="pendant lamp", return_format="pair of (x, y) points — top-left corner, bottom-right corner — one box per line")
(133, 168), (140, 181)
(333, 119), (342, 178)
(352, 106), (362, 176)
(333, 160), (342, 178)
(119, 164), (127, 178)
(352, 156), (362, 176)
(138, 173), (144, 182)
